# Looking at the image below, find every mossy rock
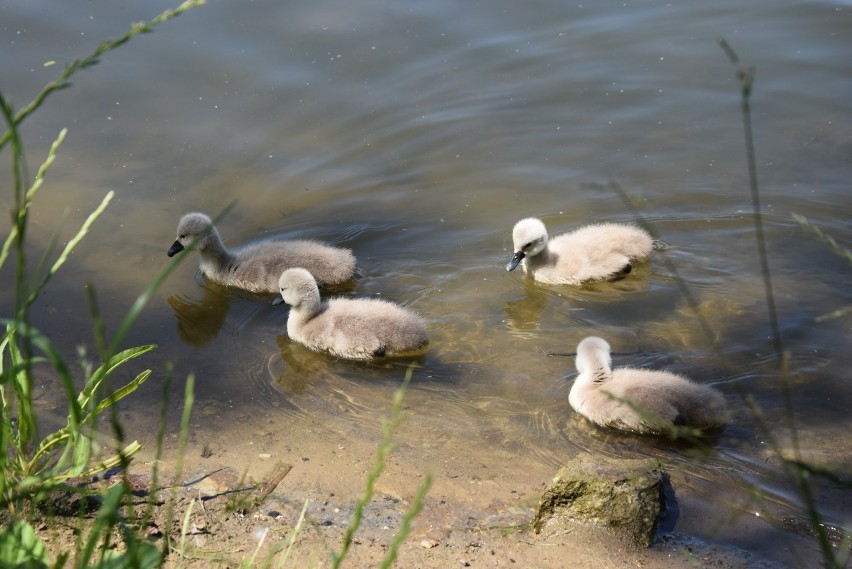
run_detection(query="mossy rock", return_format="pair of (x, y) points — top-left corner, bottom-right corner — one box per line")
(533, 454), (665, 547)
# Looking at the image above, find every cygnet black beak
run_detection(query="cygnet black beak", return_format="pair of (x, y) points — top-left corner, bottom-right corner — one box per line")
(506, 251), (525, 272)
(167, 240), (185, 257)
(272, 296), (286, 306)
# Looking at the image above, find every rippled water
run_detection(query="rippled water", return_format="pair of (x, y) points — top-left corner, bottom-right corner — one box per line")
(2, 0), (850, 565)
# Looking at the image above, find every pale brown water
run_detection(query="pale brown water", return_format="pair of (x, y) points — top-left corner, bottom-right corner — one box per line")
(2, 0), (851, 566)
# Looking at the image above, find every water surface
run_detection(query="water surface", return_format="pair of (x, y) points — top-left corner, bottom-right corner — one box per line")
(1, 1), (850, 565)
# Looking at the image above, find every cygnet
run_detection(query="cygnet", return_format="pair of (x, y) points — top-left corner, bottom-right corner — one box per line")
(506, 217), (655, 285)
(167, 212), (356, 293)
(569, 336), (728, 434)
(276, 268), (429, 360)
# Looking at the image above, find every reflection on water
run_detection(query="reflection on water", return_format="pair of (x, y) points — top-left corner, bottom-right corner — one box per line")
(167, 280), (232, 347)
(503, 280), (550, 334)
(2, 0), (850, 565)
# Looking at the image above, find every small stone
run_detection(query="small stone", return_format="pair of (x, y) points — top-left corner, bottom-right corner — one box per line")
(420, 539), (439, 549)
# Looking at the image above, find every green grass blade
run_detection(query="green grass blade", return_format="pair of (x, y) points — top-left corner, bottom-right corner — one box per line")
(718, 37), (783, 365)
(605, 180), (727, 365)
(0, 520), (49, 567)
(69, 432), (93, 476)
(160, 375), (195, 560)
(0, 93), (26, 215)
(19, 441), (143, 498)
(6, 128), (68, 279)
(380, 472), (432, 569)
(0, 1), (207, 150)
(0, 224), (17, 272)
(26, 429), (73, 476)
(3, 325), (43, 467)
(74, 440), (142, 480)
(333, 367), (413, 569)
(85, 283), (108, 362)
(78, 345), (157, 409)
(83, 370), (152, 426)
(274, 499), (309, 569)
(78, 484), (125, 567)
(792, 213), (852, 265)
(21, 321), (84, 427)
(23, 191), (114, 313)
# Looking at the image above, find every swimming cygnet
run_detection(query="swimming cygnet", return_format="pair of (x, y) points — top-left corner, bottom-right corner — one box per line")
(569, 336), (728, 434)
(506, 217), (655, 285)
(276, 268), (429, 360)
(167, 212), (356, 294)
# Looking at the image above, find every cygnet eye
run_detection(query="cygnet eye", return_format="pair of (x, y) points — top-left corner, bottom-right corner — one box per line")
(179, 234), (186, 239)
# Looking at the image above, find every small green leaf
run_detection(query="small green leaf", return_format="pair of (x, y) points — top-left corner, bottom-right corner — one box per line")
(0, 520), (49, 568)
(43, 60), (56, 67)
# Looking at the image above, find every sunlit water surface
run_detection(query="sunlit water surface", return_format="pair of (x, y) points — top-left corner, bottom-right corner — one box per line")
(2, 0), (850, 565)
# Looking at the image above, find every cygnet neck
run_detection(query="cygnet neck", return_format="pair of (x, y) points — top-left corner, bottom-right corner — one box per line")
(576, 347), (613, 386)
(289, 284), (323, 322)
(199, 227), (235, 267)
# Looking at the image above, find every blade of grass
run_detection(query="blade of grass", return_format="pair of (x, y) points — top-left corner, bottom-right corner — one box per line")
(274, 499), (309, 569)
(332, 367), (414, 569)
(77, 345), (157, 409)
(177, 497), (197, 561)
(162, 375), (195, 559)
(719, 40), (845, 567)
(22, 191), (114, 314)
(718, 37), (783, 365)
(84, 370), (153, 426)
(379, 472), (432, 569)
(605, 180), (726, 365)
(85, 283), (108, 362)
(792, 214), (852, 264)
(0, 128), (67, 271)
(77, 483), (126, 567)
(0, 0), (207, 150)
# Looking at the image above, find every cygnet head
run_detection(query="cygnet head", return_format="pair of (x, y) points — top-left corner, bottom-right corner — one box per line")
(277, 268), (320, 309)
(575, 336), (613, 377)
(167, 212), (216, 257)
(507, 217), (549, 271)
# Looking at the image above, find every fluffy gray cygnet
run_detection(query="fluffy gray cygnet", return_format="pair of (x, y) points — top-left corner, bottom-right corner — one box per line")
(506, 217), (656, 285)
(167, 212), (356, 293)
(569, 336), (728, 434)
(276, 268), (429, 361)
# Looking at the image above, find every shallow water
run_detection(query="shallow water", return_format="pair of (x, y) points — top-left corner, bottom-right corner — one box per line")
(2, 0), (851, 565)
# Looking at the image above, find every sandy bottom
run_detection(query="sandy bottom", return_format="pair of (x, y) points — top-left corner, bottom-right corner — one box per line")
(29, 396), (807, 569)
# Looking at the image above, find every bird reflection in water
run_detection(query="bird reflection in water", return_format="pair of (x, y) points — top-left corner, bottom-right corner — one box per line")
(167, 280), (232, 347)
(503, 279), (550, 335)
(503, 263), (654, 335)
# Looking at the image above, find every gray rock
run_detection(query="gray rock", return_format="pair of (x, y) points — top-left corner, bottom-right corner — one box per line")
(532, 454), (665, 547)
